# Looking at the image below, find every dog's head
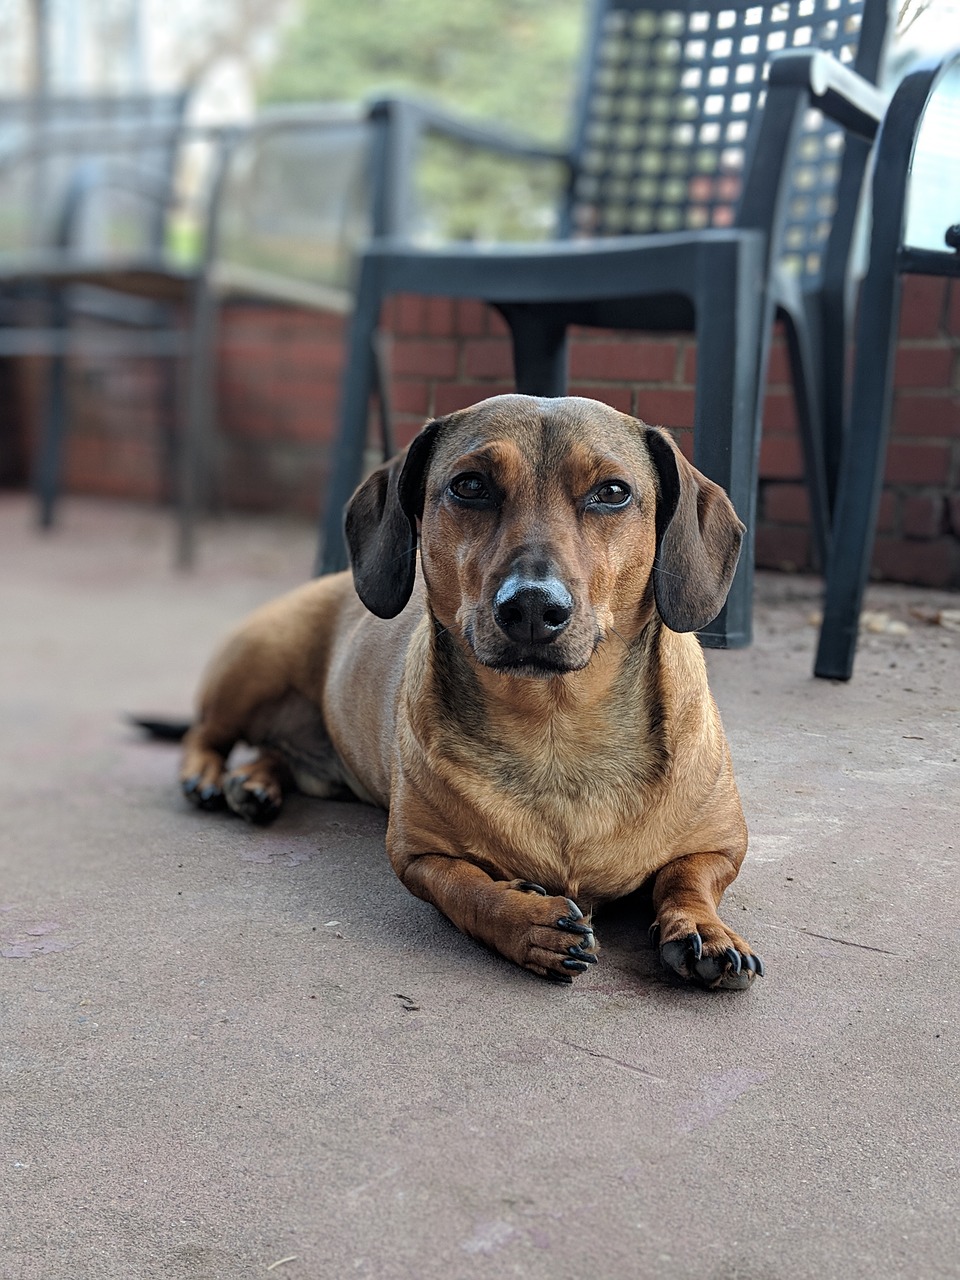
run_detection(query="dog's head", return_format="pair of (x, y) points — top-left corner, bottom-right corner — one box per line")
(345, 395), (744, 676)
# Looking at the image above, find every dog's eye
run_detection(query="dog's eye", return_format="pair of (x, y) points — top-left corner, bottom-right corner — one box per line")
(590, 481), (632, 509)
(448, 473), (491, 503)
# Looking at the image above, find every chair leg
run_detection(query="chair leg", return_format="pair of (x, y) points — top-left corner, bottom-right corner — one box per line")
(33, 291), (70, 529)
(176, 278), (218, 569)
(372, 328), (396, 460)
(814, 274), (903, 681)
(317, 256), (384, 575)
(779, 300), (831, 571)
(690, 246), (768, 649)
(497, 305), (569, 397)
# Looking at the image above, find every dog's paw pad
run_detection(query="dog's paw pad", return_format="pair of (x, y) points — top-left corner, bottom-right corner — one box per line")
(224, 775), (282, 824)
(659, 929), (763, 991)
(182, 775), (226, 812)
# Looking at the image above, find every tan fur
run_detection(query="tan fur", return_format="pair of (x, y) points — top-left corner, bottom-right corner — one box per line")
(181, 395), (761, 990)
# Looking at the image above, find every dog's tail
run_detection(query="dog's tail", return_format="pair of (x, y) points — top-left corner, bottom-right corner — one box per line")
(127, 714), (192, 742)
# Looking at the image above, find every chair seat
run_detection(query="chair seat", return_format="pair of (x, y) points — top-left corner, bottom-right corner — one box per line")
(362, 228), (767, 307)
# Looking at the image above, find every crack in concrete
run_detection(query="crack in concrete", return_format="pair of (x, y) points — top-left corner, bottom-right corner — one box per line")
(559, 1039), (668, 1081)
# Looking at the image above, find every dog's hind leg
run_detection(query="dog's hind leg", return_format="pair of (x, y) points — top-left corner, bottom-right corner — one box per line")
(180, 720), (235, 812)
(223, 750), (292, 824)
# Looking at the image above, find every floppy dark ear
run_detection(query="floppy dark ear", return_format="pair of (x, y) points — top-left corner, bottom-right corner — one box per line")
(344, 417), (446, 618)
(644, 426), (745, 633)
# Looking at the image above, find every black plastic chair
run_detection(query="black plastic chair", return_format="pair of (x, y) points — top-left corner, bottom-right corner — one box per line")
(0, 94), (191, 534)
(0, 105), (376, 566)
(815, 49), (960, 680)
(318, 0), (890, 649)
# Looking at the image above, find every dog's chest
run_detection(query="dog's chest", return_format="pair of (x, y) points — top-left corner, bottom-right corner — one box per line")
(436, 726), (673, 902)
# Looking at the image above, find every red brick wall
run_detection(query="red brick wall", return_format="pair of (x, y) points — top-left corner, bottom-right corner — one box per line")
(6, 275), (959, 588)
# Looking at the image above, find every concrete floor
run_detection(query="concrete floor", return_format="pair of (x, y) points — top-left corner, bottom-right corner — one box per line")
(1, 493), (958, 1280)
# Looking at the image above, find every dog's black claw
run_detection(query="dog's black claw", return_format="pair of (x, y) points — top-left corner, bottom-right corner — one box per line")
(556, 916), (589, 933)
(562, 899), (584, 921)
(544, 971), (574, 985)
(516, 881), (548, 896)
(557, 920), (595, 956)
(182, 777), (226, 811)
(754, 955), (765, 978)
(724, 947), (742, 975)
(224, 776), (282, 825)
(648, 921), (661, 942)
(562, 958), (590, 972)
(567, 945), (598, 964)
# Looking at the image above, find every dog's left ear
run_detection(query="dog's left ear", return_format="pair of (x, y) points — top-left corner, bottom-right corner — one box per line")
(344, 417), (446, 618)
(644, 425), (746, 633)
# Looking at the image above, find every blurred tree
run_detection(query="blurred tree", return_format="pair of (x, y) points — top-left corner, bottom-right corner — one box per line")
(259, 0), (586, 145)
(258, 0), (586, 239)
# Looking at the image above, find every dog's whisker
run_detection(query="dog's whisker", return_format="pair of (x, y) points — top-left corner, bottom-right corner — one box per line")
(606, 626), (631, 654)
(652, 557), (685, 581)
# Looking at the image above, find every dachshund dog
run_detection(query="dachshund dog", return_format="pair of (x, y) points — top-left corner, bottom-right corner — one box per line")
(180, 394), (762, 990)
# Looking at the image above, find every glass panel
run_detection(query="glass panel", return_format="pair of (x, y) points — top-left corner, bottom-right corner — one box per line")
(905, 60), (960, 252)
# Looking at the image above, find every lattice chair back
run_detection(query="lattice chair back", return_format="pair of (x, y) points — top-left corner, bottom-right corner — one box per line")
(563, 0), (889, 286)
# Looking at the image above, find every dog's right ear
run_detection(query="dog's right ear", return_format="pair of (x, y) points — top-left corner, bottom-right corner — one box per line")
(344, 417), (446, 618)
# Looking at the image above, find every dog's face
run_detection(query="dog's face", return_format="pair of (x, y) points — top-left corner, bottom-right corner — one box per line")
(345, 395), (744, 676)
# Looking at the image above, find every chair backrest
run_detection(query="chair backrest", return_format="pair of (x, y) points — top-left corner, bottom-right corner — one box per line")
(212, 105), (373, 298)
(0, 92), (188, 255)
(563, 0), (890, 285)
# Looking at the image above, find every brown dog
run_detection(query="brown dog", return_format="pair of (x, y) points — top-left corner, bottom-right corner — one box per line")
(180, 394), (761, 990)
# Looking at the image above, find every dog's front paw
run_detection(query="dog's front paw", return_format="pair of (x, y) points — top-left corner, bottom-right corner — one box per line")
(654, 917), (763, 991)
(503, 883), (599, 984)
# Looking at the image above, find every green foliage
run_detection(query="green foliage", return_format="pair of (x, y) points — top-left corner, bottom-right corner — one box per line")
(260, 0), (586, 146)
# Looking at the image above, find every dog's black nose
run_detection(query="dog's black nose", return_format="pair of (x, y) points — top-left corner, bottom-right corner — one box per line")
(493, 577), (574, 644)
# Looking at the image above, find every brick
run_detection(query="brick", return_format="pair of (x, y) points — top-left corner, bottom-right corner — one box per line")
(391, 381), (431, 416)
(902, 492), (946, 539)
(762, 391), (798, 432)
(395, 416), (429, 448)
(390, 294), (427, 337)
(884, 442), (951, 485)
(893, 393), (960, 437)
(425, 297), (456, 338)
(876, 490), (897, 534)
(672, 426), (694, 461)
(632, 388), (695, 429)
(757, 341), (790, 389)
(568, 339), (677, 383)
(463, 339), (514, 380)
(898, 276), (947, 339)
(872, 535), (958, 587)
(454, 300), (489, 337)
(893, 345), (953, 389)
(567, 384), (634, 414)
(677, 341), (695, 386)
(391, 340), (459, 379)
(762, 482), (810, 524)
(948, 280), (960, 338)
(682, 334), (790, 388)
(434, 381), (512, 417)
(486, 308), (511, 338)
(755, 524), (812, 573)
(759, 432), (804, 480)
